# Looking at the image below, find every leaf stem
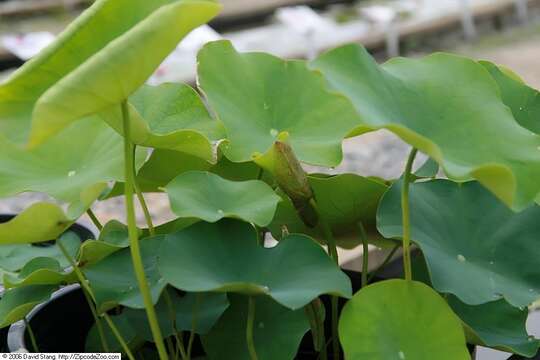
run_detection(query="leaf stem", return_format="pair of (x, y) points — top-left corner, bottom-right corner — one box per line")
(187, 293), (202, 359)
(305, 299), (327, 360)
(87, 209), (103, 231)
(57, 239), (136, 359)
(57, 240), (109, 352)
(246, 296), (259, 360)
(357, 222), (369, 288)
(134, 177), (155, 236)
(402, 148), (418, 281)
(121, 101), (168, 360)
(367, 243), (400, 283)
(24, 318), (39, 353)
(103, 315), (136, 359)
(163, 290), (187, 360)
(308, 198), (340, 359)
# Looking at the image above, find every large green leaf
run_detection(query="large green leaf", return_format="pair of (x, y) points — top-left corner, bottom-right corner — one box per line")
(377, 179), (540, 307)
(0, 203), (70, 245)
(197, 40), (361, 167)
(0, 118), (144, 215)
(83, 236), (167, 312)
(480, 61), (540, 134)
(411, 252), (539, 356)
(0, 285), (57, 327)
(0, 0), (220, 146)
(0, 229), (80, 271)
(202, 294), (309, 360)
(165, 171), (281, 227)
(269, 173), (389, 248)
(159, 220), (351, 310)
(313, 44), (540, 210)
(339, 279), (469, 360)
(449, 296), (539, 357)
(101, 83), (224, 161)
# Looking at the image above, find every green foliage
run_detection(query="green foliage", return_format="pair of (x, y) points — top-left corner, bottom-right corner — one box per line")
(0, 285), (57, 327)
(202, 294), (310, 360)
(2, 2), (540, 357)
(339, 280), (469, 360)
(165, 171), (281, 226)
(197, 40), (360, 167)
(269, 173), (389, 248)
(159, 220), (351, 309)
(378, 179), (540, 307)
(313, 44), (540, 210)
(449, 296), (540, 357)
(83, 236), (167, 313)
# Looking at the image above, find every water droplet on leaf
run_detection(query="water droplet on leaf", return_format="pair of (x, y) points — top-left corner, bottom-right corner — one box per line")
(457, 254), (466, 262)
(270, 128), (278, 137)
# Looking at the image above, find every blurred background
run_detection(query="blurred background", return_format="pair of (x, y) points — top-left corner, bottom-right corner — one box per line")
(1, 2), (540, 358)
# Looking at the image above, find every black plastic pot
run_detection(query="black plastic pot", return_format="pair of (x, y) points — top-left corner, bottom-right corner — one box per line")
(0, 214), (94, 352)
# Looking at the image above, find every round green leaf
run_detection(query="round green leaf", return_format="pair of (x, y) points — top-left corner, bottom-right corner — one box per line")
(83, 236), (167, 312)
(480, 61), (540, 134)
(158, 220), (351, 310)
(339, 279), (469, 360)
(0, 118), (144, 213)
(411, 252), (539, 357)
(0, 285), (57, 328)
(197, 40), (361, 167)
(377, 179), (540, 307)
(165, 171), (281, 227)
(0, 203), (70, 245)
(449, 296), (539, 357)
(101, 83), (224, 161)
(269, 173), (389, 248)
(313, 44), (540, 210)
(202, 294), (310, 360)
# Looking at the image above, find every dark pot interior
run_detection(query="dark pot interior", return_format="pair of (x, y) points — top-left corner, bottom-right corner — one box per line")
(0, 214), (94, 352)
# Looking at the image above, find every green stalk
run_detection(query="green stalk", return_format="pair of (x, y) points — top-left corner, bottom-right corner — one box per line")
(134, 178), (155, 236)
(367, 243), (400, 283)
(246, 297), (259, 360)
(358, 222), (369, 288)
(57, 240), (109, 352)
(121, 101), (169, 360)
(103, 315), (136, 360)
(163, 290), (187, 360)
(57, 240), (136, 359)
(24, 318), (39, 353)
(308, 198), (339, 360)
(402, 148), (418, 281)
(187, 293), (202, 359)
(305, 300), (327, 360)
(87, 209), (103, 231)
